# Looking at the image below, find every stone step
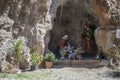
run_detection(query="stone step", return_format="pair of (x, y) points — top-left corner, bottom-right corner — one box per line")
(53, 60), (108, 68)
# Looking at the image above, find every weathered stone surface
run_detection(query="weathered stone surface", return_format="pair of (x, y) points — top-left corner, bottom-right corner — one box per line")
(0, 0), (52, 71)
(95, 27), (116, 58)
(0, 0), (120, 70)
(54, 60), (108, 68)
(92, 0), (120, 26)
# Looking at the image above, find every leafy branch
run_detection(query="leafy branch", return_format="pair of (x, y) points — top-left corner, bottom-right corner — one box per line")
(13, 39), (22, 66)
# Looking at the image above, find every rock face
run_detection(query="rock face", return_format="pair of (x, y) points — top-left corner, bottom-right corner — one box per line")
(93, 0), (120, 59)
(0, 0), (120, 71)
(95, 27), (116, 57)
(0, 0), (52, 71)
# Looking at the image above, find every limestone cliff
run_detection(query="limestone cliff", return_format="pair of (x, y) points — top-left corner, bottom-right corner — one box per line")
(0, 0), (52, 71)
(0, 0), (120, 71)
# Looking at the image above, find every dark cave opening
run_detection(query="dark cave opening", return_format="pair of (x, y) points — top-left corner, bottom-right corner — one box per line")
(48, 1), (100, 58)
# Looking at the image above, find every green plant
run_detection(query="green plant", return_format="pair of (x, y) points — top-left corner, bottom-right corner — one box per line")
(114, 45), (120, 59)
(13, 40), (22, 66)
(108, 44), (120, 60)
(44, 53), (56, 62)
(30, 51), (43, 66)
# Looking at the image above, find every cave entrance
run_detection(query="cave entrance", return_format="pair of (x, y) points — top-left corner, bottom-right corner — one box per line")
(48, 1), (99, 59)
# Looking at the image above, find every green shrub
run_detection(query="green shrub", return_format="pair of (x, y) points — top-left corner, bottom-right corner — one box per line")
(108, 44), (120, 60)
(44, 53), (56, 62)
(30, 51), (43, 66)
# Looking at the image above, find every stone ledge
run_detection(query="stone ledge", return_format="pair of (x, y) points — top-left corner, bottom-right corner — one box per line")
(54, 60), (107, 68)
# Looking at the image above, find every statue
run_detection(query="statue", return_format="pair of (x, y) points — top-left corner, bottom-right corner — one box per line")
(55, 35), (69, 59)
(82, 25), (94, 53)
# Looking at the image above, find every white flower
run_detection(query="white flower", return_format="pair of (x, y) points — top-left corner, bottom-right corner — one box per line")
(112, 44), (116, 47)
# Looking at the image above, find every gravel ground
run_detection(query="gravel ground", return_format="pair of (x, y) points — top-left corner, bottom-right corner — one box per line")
(0, 67), (120, 80)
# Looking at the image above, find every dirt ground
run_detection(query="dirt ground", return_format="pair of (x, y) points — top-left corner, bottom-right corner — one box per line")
(0, 67), (120, 80)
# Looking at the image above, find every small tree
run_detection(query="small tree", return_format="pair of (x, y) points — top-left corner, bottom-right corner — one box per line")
(13, 39), (22, 68)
